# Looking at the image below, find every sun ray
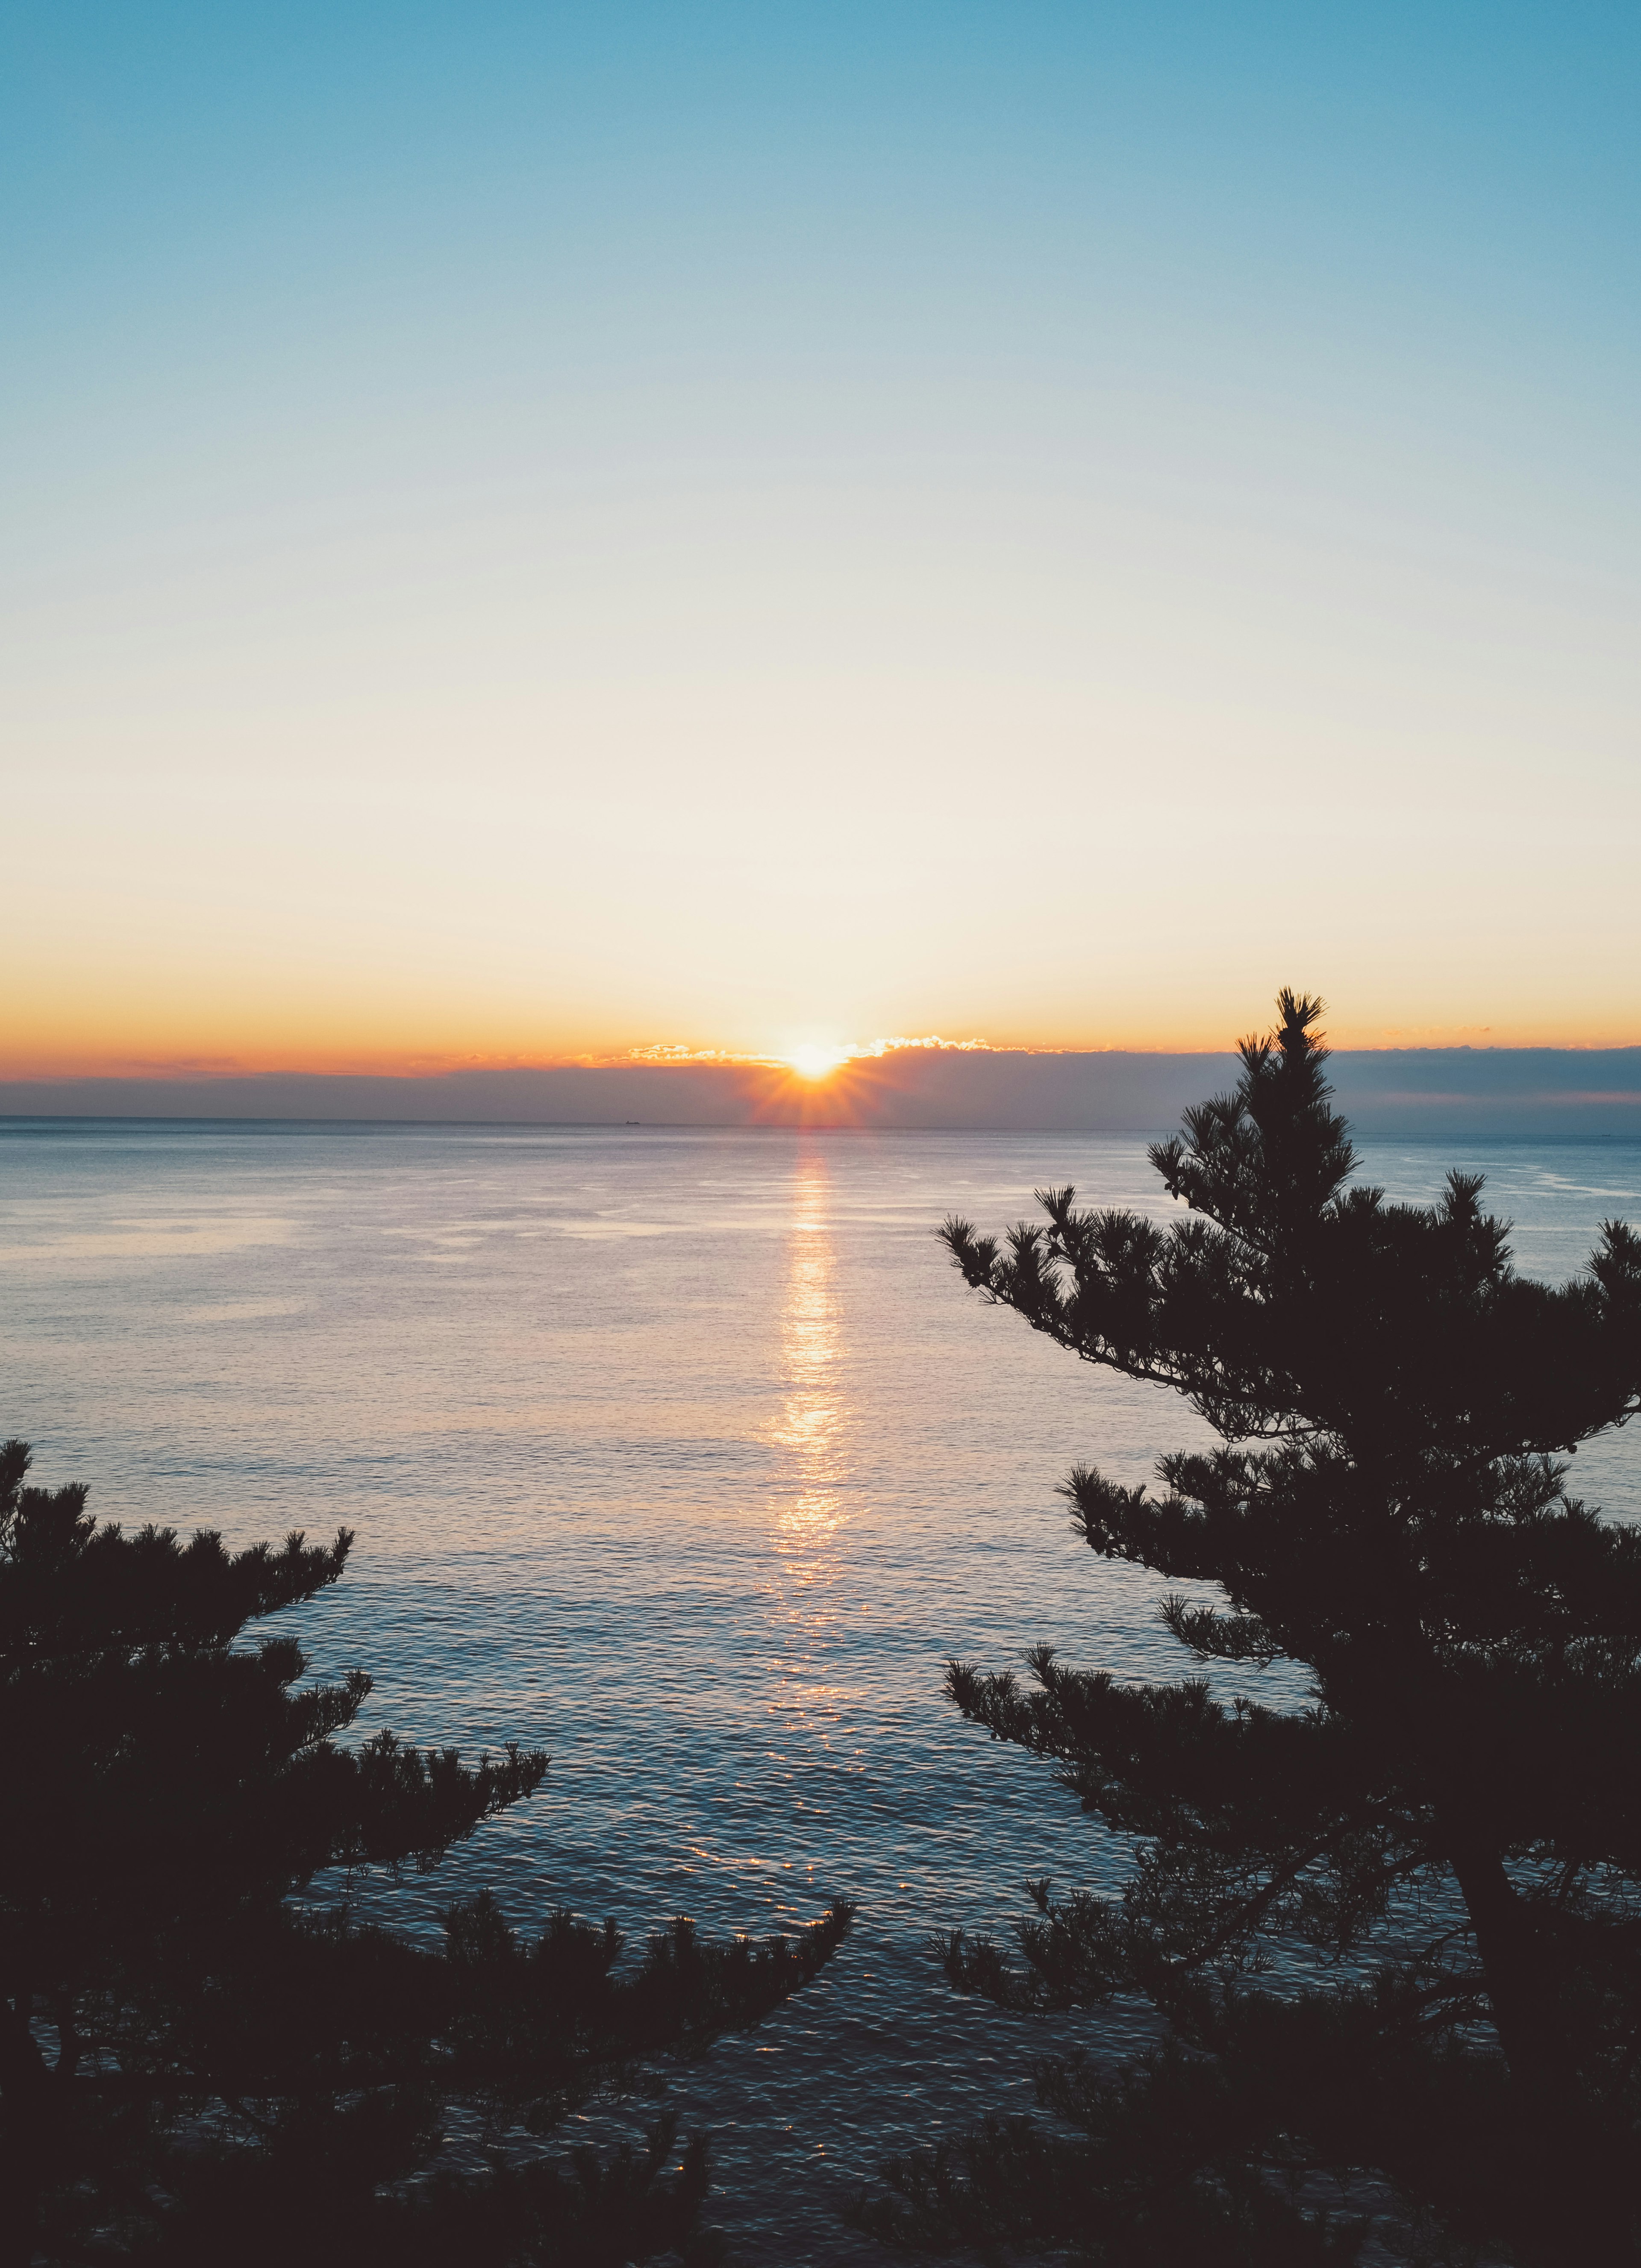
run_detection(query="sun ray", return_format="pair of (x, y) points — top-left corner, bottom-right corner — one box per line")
(785, 1043), (852, 1081)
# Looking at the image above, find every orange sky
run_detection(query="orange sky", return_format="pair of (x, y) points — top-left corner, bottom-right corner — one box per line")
(6, 987), (1639, 1085)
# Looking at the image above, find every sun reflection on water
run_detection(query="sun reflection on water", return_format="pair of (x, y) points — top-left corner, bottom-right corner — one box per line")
(765, 1150), (853, 1726)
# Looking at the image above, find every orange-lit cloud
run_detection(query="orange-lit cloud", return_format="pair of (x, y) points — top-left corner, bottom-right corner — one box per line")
(625, 1034), (996, 1078)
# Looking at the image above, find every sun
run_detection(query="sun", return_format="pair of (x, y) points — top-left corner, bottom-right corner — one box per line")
(785, 1043), (851, 1081)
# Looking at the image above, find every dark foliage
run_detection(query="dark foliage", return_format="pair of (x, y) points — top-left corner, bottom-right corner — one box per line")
(0, 1442), (852, 2265)
(856, 991), (1641, 2265)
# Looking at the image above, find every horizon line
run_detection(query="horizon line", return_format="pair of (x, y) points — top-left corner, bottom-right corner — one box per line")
(2, 1113), (1638, 1146)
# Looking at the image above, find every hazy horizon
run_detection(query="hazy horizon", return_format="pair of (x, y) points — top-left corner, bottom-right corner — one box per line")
(6, 1039), (1640, 1140)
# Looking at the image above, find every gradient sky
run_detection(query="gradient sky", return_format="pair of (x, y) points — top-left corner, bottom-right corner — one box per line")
(4, 2), (1638, 1076)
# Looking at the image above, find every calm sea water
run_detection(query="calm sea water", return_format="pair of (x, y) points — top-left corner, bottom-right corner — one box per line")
(3, 1122), (1637, 2259)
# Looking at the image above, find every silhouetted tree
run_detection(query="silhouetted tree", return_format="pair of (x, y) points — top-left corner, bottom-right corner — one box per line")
(856, 992), (1641, 2265)
(0, 1442), (850, 2266)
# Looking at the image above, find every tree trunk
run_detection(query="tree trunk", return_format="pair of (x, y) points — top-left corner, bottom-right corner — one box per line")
(1445, 1836), (1562, 2083)
(1445, 1833), (1635, 2262)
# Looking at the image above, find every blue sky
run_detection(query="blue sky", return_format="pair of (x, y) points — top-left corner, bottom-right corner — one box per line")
(4, 3), (1638, 1069)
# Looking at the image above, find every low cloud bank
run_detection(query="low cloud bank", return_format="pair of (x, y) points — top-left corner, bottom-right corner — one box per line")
(3, 1047), (1640, 1138)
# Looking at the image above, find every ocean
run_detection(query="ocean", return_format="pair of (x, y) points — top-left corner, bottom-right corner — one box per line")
(3, 1121), (1637, 2259)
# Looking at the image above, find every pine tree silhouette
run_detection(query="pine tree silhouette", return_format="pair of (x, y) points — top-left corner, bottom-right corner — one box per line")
(856, 991), (1641, 2265)
(0, 1444), (850, 2265)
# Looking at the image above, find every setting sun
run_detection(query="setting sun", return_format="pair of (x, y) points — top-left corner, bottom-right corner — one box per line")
(786, 1044), (851, 1081)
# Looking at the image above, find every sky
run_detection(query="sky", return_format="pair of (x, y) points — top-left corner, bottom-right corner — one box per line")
(4, 2), (1638, 1079)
